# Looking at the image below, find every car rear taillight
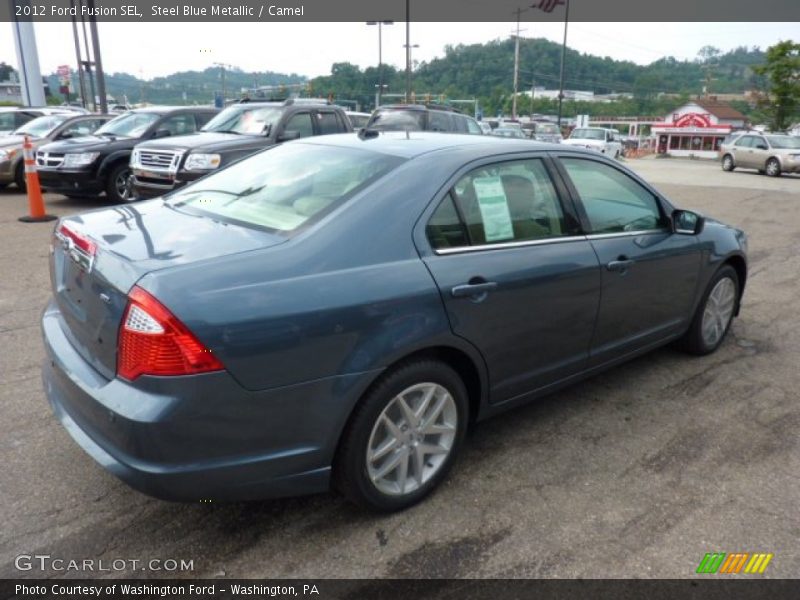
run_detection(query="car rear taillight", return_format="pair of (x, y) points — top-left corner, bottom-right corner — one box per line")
(57, 222), (97, 256)
(117, 286), (223, 381)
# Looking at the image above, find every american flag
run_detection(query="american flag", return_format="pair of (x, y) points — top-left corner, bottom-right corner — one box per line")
(535, 0), (566, 13)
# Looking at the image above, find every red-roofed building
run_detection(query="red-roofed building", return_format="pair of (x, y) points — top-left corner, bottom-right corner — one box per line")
(653, 98), (748, 158)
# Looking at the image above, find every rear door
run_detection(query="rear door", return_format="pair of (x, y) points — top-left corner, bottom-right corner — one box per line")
(732, 135), (756, 168)
(419, 154), (601, 403)
(555, 154), (701, 365)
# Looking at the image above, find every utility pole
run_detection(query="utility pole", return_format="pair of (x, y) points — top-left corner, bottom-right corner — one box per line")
(511, 7), (528, 120)
(367, 20), (393, 108)
(404, 0), (411, 102)
(86, 0), (108, 113)
(213, 62), (234, 104)
(69, 0), (88, 108)
(556, 0), (570, 127)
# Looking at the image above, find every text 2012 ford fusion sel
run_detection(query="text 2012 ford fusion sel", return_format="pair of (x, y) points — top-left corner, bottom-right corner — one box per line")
(41, 132), (747, 511)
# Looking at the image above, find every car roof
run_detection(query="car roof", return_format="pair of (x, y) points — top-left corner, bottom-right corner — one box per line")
(295, 131), (564, 159)
(130, 106), (217, 114)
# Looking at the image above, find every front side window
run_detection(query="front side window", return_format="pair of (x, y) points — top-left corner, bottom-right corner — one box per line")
(429, 111), (453, 132)
(317, 111), (342, 135)
(560, 158), (668, 234)
(466, 118), (483, 135)
(59, 118), (107, 138)
(427, 158), (567, 249)
(159, 114), (198, 136)
(735, 135), (755, 148)
(167, 143), (403, 233)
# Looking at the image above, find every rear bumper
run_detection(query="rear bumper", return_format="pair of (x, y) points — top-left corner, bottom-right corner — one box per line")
(41, 299), (378, 501)
(38, 168), (103, 195)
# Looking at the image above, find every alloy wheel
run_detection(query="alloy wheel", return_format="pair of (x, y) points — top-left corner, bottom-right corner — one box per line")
(701, 277), (736, 347)
(366, 382), (457, 496)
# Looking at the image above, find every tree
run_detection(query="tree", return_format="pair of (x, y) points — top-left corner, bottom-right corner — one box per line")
(753, 41), (800, 130)
(0, 62), (15, 82)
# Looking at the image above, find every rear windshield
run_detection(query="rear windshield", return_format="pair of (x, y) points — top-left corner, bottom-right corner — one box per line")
(368, 109), (426, 131)
(167, 143), (404, 232)
(570, 128), (605, 140)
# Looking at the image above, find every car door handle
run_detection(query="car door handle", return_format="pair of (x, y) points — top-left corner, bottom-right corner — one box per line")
(606, 258), (635, 272)
(451, 281), (498, 298)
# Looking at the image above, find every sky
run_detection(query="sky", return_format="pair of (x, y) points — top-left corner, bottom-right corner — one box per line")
(1, 22), (797, 81)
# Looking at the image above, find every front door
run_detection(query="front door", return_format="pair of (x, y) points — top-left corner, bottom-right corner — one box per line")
(556, 156), (701, 365)
(420, 156), (601, 403)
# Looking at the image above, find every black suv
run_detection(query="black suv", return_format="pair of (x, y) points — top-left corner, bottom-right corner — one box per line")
(366, 104), (484, 135)
(36, 106), (218, 203)
(130, 99), (353, 199)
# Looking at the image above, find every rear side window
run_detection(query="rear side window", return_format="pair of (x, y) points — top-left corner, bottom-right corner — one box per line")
(429, 111), (453, 132)
(160, 114), (198, 136)
(317, 112), (343, 135)
(560, 158), (668, 234)
(735, 136), (754, 148)
(427, 158), (568, 249)
(284, 112), (314, 138)
(451, 115), (469, 133)
(427, 194), (469, 249)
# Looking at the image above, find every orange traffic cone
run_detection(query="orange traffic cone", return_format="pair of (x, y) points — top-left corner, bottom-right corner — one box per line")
(18, 135), (57, 223)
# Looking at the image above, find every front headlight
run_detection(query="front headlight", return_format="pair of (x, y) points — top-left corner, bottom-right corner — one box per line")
(184, 153), (221, 171)
(63, 152), (99, 168)
(0, 148), (17, 163)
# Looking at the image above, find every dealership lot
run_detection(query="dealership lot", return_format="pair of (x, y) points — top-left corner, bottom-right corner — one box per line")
(1, 158), (799, 579)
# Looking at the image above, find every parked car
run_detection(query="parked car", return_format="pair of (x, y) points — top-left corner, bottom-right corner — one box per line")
(524, 121), (563, 143)
(0, 113), (112, 191)
(0, 107), (74, 136)
(366, 104), (484, 135)
(131, 100), (351, 199)
(562, 127), (623, 158)
(346, 111), (371, 129)
(36, 106), (218, 203)
(42, 133), (747, 511)
(719, 132), (800, 177)
(491, 127), (527, 139)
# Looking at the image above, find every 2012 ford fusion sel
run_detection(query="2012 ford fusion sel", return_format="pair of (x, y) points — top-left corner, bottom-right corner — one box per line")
(42, 132), (748, 511)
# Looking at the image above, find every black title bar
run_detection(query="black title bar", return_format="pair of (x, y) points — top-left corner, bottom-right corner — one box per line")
(4, 0), (800, 22)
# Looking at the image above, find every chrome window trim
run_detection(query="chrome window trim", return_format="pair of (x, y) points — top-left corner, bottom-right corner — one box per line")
(585, 229), (671, 240)
(434, 235), (587, 255)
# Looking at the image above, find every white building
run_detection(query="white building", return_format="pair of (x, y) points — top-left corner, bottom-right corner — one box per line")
(652, 98), (747, 159)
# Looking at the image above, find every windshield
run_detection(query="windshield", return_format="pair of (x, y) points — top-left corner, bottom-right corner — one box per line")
(167, 143), (405, 232)
(367, 110), (426, 131)
(95, 112), (160, 138)
(570, 128), (606, 140)
(766, 135), (800, 149)
(535, 123), (560, 134)
(202, 106), (283, 135)
(13, 114), (71, 137)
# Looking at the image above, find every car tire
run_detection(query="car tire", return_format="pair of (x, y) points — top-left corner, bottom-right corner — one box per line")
(765, 158), (781, 177)
(334, 359), (469, 512)
(721, 154), (735, 172)
(14, 162), (26, 193)
(678, 265), (739, 356)
(106, 162), (134, 203)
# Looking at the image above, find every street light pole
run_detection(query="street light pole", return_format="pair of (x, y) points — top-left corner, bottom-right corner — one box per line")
(367, 20), (393, 108)
(405, 0), (411, 102)
(556, 0), (570, 127)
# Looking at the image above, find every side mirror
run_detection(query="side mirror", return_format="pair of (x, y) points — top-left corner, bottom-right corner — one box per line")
(672, 209), (705, 235)
(277, 130), (300, 142)
(58, 131), (75, 140)
(755, 143), (768, 150)
(152, 128), (172, 139)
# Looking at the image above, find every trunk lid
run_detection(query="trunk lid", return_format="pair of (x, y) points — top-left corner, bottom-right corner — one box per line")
(50, 199), (285, 379)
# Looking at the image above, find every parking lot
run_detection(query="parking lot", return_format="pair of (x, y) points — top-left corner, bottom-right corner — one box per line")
(1, 157), (799, 579)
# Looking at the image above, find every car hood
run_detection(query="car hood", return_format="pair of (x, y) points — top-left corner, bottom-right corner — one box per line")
(41, 134), (137, 153)
(135, 131), (270, 154)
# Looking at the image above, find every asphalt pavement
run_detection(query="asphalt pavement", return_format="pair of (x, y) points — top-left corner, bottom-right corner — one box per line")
(1, 159), (799, 579)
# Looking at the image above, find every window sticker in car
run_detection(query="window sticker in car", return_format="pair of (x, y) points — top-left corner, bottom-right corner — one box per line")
(473, 176), (514, 242)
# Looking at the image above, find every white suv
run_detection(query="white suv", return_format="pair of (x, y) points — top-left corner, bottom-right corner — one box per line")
(562, 127), (623, 158)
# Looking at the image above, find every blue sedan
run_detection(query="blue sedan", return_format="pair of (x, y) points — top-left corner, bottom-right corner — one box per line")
(42, 133), (748, 511)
